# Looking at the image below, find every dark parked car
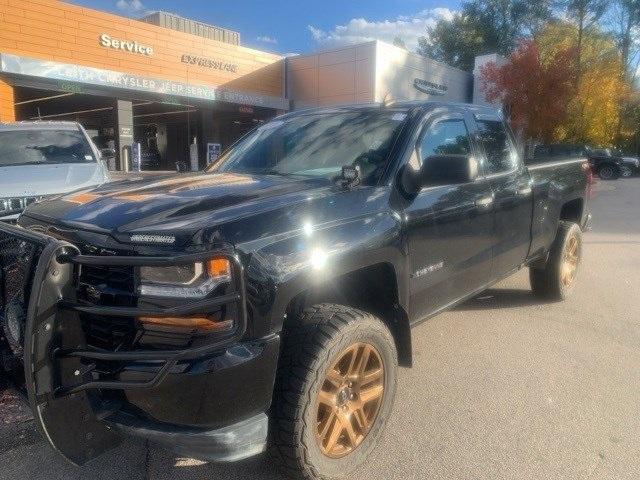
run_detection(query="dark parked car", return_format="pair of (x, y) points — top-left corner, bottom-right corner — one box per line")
(532, 143), (634, 180)
(587, 148), (624, 180)
(0, 102), (591, 479)
(590, 148), (639, 178)
(532, 143), (588, 161)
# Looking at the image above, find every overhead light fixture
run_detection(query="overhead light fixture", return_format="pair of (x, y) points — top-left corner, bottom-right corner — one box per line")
(29, 106), (113, 120)
(15, 92), (74, 106)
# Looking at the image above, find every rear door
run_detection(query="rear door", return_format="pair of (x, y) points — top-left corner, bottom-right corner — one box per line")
(0, 223), (121, 465)
(473, 115), (533, 277)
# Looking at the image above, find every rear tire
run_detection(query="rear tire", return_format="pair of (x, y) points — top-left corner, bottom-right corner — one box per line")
(530, 221), (583, 301)
(598, 164), (619, 180)
(270, 304), (397, 480)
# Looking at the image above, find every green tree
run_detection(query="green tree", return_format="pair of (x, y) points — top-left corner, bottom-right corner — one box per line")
(417, 0), (554, 70)
(392, 36), (407, 50)
(606, 0), (640, 79)
(417, 14), (486, 69)
(558, 0), (610, 83)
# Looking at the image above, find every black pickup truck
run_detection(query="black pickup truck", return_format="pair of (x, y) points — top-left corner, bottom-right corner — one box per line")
(0, 102), (591, 479)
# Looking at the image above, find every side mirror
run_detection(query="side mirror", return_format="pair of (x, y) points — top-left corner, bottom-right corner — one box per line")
(421, 154), (479, 188)
(100, 148), (116, 160)
(399, 154), (479, 196)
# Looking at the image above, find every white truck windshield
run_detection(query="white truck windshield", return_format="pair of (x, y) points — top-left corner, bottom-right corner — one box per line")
(0, 130), (96, 167)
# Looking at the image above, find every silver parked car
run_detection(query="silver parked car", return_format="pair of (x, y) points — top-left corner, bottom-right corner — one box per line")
(0, 121), (111, 221)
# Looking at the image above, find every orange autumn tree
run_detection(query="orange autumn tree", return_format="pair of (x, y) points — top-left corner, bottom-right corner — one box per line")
(480, 40), (576, 143)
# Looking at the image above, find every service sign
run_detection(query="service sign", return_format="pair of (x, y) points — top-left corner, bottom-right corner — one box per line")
(99, 33), (153, 56)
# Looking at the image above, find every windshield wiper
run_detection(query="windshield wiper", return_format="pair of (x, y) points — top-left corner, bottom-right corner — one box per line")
(256, 169), (305, 177)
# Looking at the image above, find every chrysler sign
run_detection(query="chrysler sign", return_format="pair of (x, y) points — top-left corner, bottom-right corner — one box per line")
(414, 78), (447, 96)
(0, 53), (289, 110)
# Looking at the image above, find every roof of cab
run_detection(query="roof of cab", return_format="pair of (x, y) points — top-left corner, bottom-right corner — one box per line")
(277, 101), (502, 121)
(0, 120), (82, 131)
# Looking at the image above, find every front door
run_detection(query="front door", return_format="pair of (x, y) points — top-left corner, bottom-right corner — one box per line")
(404, 110), (494, 322)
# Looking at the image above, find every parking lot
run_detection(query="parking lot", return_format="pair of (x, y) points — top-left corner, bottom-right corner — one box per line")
(1, 177), (639, 480)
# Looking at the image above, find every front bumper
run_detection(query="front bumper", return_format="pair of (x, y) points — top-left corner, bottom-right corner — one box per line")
(0, 222), (280, 463)
(117, 334), (280, 428)
(108, 411), (269, 462)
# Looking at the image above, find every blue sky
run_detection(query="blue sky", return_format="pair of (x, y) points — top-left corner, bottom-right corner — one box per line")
(70, 0), (462, 55)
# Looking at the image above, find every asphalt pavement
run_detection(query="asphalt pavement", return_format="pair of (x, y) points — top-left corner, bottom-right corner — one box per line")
(1, 178), (639, 480)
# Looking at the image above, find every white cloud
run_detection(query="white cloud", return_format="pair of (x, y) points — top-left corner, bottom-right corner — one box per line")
(116, 0), (146, 15)
(257, 35), (278, 44)
(308, 8), (455, 52)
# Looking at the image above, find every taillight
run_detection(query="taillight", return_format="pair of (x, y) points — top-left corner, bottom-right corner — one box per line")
(582, 162), (595, 199)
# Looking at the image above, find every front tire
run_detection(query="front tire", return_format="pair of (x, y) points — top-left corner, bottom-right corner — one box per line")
(270, 304), (397, 480)
(530, 221), (583, 301)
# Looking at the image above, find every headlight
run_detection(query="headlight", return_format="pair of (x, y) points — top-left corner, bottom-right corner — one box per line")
(138, 258), (231, 298)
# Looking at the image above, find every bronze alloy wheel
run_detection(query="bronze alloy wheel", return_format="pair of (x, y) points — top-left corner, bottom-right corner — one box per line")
(315, 342), (385, 459)
(562, 234), (580, 287)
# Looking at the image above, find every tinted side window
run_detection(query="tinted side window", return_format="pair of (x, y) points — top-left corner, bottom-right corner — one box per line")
(419, 119), (471, 161)
(476, 120), (517, 174)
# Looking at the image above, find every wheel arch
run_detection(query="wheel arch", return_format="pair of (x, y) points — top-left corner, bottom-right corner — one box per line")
(280, 262), (413, 368)
(559, 197), (584, 224)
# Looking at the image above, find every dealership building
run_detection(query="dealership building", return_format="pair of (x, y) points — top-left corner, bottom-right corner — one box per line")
(0, 0), (491, 171)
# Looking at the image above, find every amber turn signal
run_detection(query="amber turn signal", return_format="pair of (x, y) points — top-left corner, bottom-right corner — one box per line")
(138, 316), (234, 332)
(207, 258), (231, 277)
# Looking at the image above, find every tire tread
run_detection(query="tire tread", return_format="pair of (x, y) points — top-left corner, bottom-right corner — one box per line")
(530, 221), (581, 301)
(269, 304), (394, 479)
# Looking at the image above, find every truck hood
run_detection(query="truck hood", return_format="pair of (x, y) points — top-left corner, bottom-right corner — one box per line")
(0, 163), (107, 197)
(22, 172), (335, 240)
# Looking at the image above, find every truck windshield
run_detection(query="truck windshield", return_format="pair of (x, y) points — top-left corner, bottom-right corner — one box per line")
(0, 130), (96, 167)
(212, 110), (408, 185)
